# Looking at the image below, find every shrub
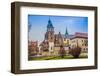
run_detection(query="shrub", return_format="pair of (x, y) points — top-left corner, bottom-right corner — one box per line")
(69, 47), (81, 58)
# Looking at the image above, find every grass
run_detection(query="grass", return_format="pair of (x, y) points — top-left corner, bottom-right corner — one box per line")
(29, 54), (88, 61)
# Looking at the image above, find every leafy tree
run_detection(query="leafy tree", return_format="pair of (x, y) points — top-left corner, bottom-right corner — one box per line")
(69, 46), (81, 58)
(69, 40), (82, 58)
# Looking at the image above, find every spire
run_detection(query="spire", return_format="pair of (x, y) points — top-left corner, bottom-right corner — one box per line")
(47, 17), (53, 28)
(48, 17), (50, 23)
(65, 26), (68, 36)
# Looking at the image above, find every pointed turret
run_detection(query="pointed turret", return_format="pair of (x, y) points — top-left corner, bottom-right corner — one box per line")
(58, 32), (63, 46)
(65, 26), (68, 36)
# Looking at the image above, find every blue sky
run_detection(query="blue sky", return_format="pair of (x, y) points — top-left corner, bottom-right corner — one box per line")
(28, 15), (88, 43)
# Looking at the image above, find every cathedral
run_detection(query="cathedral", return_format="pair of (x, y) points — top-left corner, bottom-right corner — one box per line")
(39, 18), (69, 56)
(39, 18), (88, 56)
(29, 18), (88, 58)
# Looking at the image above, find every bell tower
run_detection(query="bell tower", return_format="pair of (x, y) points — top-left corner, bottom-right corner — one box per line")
(45, 18), (55, 53)
(45, 18), (54, 42)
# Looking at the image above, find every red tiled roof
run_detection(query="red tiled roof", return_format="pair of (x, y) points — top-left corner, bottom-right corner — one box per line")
(71, 32), (88, 39)
(75, 32), (87, 36)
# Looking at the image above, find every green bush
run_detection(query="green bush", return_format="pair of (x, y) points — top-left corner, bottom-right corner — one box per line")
(69, 47), (81, 58)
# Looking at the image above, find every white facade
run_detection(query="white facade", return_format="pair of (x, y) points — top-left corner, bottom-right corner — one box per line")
(70, 38), (88, 52)
(49, 42), (54, 52)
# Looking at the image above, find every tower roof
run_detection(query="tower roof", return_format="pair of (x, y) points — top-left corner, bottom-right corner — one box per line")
(65, 26), (68, 36)
(47, 18), (54, 28)
(58, 32), (62, 38)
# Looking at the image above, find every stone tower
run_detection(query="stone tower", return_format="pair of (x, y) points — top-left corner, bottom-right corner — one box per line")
(45, 18), (54, 53)
(45, 18), (54, 42)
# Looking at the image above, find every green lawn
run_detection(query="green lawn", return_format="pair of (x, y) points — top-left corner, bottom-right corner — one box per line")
(29, 54), (88, 61)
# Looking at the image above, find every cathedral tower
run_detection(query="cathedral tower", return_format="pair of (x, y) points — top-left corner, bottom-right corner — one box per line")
(45, 18), (54, 42)
(45, 18), (54, 53)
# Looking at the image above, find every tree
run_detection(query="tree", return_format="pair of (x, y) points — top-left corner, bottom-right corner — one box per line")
(59, 45), (66, 58)
(69, 40), (81, 58)
(69, 46), (81, 58)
